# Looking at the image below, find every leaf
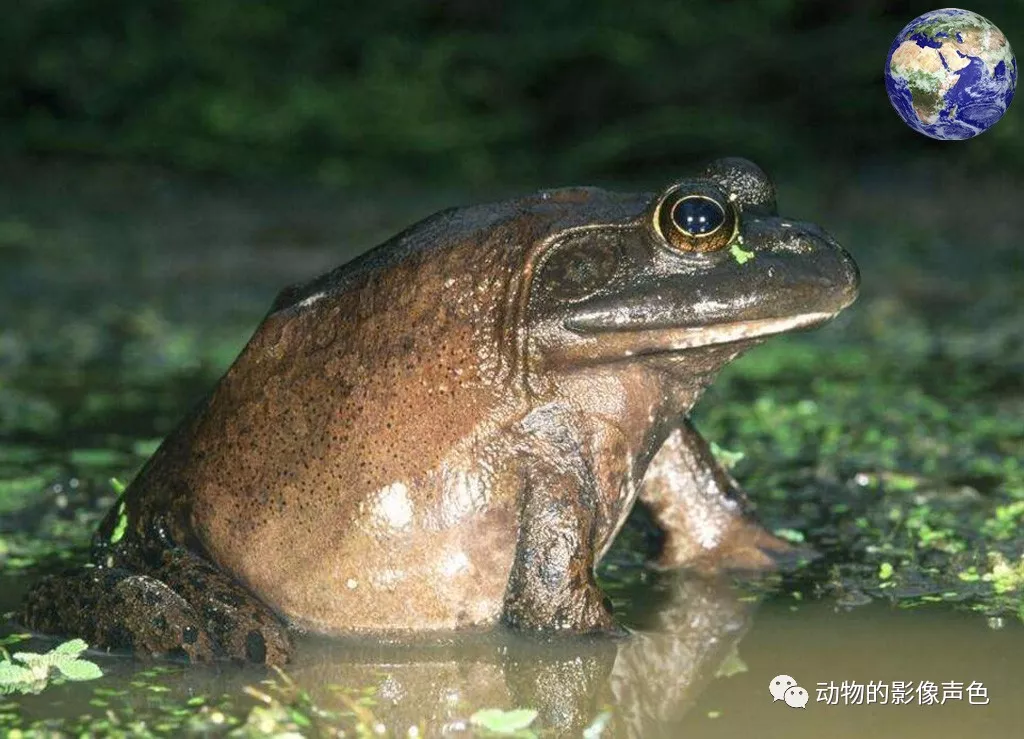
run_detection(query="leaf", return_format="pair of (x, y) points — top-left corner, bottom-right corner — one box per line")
(12, 652), (49, 667)
(110, 499), (128, 544)
(0, 634), (30, 649)
(0, 663), (35, 685)
(55, 659), (103, 681)
(52, 639), (89, 657)
(730, 239), (755, 265)
(582, 711), (612, 738)
(10, 656), (52, 683)
(470, 708), (538, 734)
(774, 527), (806, 544)
(709, 441), (745, 470)
(715, 644), (748, 678)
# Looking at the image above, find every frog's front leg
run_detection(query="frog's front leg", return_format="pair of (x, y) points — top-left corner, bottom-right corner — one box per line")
(502, 466), (618, 633)
(639, 418), (800, 573)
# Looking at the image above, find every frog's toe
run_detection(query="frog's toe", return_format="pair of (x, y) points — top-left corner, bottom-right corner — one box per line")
(107, 574), (218, 661)
(714, 525), (819, 574)
(21, 569), (216, 662)
(204, 607), (293, 666)
(155, 548), (293, 665)
(656, 522), (817, 575)
(192, 584), (293, 666)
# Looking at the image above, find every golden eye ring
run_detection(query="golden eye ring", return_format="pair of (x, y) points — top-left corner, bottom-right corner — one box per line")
(654, 188), (736, 253)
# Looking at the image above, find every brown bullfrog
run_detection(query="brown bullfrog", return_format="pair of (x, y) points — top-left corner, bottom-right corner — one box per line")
(21, 158), (858, 665)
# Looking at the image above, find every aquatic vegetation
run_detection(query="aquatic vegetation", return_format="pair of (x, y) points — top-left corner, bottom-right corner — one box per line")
(470, 708), (539, 737)
(695, 329), (1024, 620)
(0, 637), (102, 695)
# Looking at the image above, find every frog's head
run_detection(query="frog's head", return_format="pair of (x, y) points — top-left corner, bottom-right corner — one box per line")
(520, 158), (859, 389)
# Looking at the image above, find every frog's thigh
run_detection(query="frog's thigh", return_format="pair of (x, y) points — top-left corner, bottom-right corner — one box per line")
(154, 548), (292, 665)
(21, 568), (216, 661)
(638, 418), (795, 573)
(502, 468), (617, 632)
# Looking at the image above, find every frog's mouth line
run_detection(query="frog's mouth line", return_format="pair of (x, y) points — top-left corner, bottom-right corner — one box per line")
(561, 310), (838, 357)
(654, 310), (838, 350)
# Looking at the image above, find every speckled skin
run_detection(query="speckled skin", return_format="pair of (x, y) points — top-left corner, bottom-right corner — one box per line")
(21, 158), (858, 664)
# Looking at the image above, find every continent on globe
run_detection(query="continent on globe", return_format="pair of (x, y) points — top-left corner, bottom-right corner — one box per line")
(885, 8), (1017, 140)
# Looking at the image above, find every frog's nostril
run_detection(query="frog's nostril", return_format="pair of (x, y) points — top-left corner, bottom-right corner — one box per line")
(743, 218), (820, 255)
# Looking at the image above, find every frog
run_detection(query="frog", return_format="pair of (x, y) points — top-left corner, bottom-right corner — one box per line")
(20, 158), (859, 665)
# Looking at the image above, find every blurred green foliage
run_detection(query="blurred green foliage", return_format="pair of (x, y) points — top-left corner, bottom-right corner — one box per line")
(1, 0), (1021, 184)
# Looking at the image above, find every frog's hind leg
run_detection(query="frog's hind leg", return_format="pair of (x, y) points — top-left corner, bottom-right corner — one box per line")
(21, 568), (217, 662)
(638, 418), (807, 574)
(21, 548), (292, 665)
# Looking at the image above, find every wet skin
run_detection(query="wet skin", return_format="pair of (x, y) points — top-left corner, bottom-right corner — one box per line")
(21, 158), (859, 664)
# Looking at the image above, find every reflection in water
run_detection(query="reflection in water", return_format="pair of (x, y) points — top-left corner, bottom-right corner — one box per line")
(8, 575), (1021, 737)
(287, 574), (754, 737)
(610, 577), (752, 737)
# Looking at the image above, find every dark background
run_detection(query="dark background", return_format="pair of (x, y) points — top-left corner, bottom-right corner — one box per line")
(2, 0), (1020, 187)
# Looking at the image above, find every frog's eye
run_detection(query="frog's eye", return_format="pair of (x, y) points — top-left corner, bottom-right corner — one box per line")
(672, 197), (724, 236)
(540, 236), (621, 303)
(656, 190), (736, 254)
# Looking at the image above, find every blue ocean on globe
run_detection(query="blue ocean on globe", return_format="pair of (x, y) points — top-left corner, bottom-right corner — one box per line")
(885, 8), (1017, 140)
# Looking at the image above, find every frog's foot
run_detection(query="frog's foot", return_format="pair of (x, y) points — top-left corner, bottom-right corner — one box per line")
(21, 568), (217, 662)
(652, 518), (813, 575)
(149, 548), (293, 665)
(504, 578), (620, 634)
(639, 420), (816, 576)
(21, 549), (293, 665)
(502, 473), (622, 634)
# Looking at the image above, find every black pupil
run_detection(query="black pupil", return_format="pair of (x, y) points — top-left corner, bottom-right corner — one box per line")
(671, 197), (724, 236)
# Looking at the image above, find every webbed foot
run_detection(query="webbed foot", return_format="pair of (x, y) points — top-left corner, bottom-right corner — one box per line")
(640, 420), (817, 576)
(20, 548), (292, 665)
(652, 519), (815, 575)
(22, 568), (217, 662)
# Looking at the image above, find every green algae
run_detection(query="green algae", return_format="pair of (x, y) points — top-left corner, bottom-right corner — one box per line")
(692, 330), (1024, 620)
(729, 237), (755, 265)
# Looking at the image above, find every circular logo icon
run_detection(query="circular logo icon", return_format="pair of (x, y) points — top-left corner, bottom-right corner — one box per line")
(885, 8), (1016, 139)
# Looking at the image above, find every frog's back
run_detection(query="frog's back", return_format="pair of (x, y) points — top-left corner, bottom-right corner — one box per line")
(271, 188), (648, 314)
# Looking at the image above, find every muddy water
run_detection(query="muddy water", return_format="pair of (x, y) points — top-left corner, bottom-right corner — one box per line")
(4, 573), (1021, 737)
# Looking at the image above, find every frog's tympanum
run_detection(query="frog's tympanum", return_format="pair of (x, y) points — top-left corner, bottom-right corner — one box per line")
(22, 159), (858, 665)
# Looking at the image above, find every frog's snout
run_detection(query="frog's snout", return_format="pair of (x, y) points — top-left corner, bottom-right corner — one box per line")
(797, 222), (860, 313)
(740, 215), (860, 316)
(835, 245), (861, 311)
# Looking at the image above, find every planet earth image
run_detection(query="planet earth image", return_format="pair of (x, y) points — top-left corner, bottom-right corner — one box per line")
(885, 8), (1017, 140)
